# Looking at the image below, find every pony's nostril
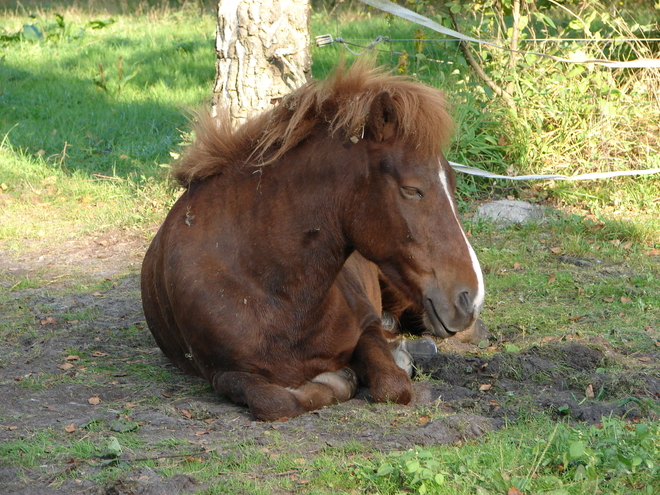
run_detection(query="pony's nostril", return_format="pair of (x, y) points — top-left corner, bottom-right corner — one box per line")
(457, 290), (473, 316)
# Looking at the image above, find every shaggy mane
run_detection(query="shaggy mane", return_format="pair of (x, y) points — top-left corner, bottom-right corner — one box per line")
(172, 59), (453, 186)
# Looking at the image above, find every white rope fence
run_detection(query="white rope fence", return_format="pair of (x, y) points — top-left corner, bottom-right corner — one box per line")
(450, 163), (660, 182)
(357, 0), (660, 68)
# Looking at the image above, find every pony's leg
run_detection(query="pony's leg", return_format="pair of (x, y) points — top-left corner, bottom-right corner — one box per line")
(351, 326), (413, 405)
(212, 368), (357, 421)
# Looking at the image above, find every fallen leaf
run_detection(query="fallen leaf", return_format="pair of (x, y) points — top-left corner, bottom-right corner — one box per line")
(638, 357), (651, 362)
(585, 384), (594, 398)
(620, 296), (633, 304)
(548, 274), (556, 283)
(479, 384), (492, 392)
(88, 396), (101, 405)
(40, 316), (58, 325)
(550, 247), (562, 254)
(508, 488), (524, 495)
(647, 248), (660, 256)
(513, 262), (522, 270)
(603, 297), (614, 303)
(64, 423), (76, 433)
(622, 241), (633, 250)
(180, 409), (192, 419)
(92, 351), (109, 357)
(8, 425), (18, 431)
(194, 430), (209, 437)
(161, 391), (171, 398)
(58, 363), (75, 370)
(568, 315), (582, 321)
(541, 336), (555, 343)
(418, 415), (429, 426)
(125, 402), (137, 408)
(65, 355), (80, 362)
(610, 239), (621, 246)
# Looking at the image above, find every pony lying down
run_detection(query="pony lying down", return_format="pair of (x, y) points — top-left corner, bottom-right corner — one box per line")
(141, 60), (484, 421)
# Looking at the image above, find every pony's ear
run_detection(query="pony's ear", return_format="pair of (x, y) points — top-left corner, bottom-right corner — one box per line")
(366, 91), (397, 142)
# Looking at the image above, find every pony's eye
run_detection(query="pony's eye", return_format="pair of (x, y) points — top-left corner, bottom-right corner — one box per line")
(400, 186), (423, 200)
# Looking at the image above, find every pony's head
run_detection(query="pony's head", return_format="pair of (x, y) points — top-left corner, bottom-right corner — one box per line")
(327, 64), (485, 337)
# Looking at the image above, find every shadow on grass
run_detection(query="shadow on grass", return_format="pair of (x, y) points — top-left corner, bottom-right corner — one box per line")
(0, 10), (216, 180)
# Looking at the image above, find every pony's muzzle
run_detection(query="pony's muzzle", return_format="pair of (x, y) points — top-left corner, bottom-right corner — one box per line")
(423, 286), (481, 337)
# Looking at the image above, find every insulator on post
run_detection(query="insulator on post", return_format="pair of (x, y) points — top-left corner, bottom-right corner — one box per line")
(315, 34), (334, 47)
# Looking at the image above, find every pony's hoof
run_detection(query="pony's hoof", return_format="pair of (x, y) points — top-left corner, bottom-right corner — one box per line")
(404, 336), (438, 359)
(389, 338), (414, 377)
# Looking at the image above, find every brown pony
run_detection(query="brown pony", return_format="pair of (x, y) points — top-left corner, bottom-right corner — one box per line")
(141, 60), (484, 421)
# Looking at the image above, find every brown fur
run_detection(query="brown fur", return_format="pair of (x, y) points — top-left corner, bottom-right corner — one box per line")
(172, 59), (453, 186)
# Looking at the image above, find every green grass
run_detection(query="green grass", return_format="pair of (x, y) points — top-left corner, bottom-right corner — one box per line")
(466, 215), (660, 355)
(1, 6), (214, 244)
(9, 415), (652, 495)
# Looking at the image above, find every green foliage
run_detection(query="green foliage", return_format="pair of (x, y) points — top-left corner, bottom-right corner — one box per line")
(544, 418), (660, 485)
(0, 12), (114, 42)
(349, 417), (660, 494)
(357, 448), (449, 494)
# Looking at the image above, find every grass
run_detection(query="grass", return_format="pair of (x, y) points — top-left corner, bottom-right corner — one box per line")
(0, 4), (213, 245)
(1, 1), (660, 494)
(468, 215), (660, 355)
(9, 414), (653, 494)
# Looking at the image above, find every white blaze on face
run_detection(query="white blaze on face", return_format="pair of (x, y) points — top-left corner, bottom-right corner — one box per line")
(438, 165), (485, 310)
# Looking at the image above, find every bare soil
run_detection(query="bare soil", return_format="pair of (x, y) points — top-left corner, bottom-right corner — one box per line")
(1, 231), (659, 494)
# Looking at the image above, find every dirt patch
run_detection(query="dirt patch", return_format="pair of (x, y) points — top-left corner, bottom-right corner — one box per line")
(1, 233), (659, 494)
(0, 229), (149, 283)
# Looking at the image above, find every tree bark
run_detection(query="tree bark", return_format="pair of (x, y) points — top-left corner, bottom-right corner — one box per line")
(213, 0), (311, 127)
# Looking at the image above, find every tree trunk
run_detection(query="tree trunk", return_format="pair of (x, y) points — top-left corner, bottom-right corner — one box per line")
(213, 0), (311, 127)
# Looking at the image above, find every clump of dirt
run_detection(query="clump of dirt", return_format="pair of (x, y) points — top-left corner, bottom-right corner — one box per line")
(1, 232), (659, 494)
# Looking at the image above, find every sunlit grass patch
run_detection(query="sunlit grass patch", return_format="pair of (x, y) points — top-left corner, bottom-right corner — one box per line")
(0, 7), (210, 246)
